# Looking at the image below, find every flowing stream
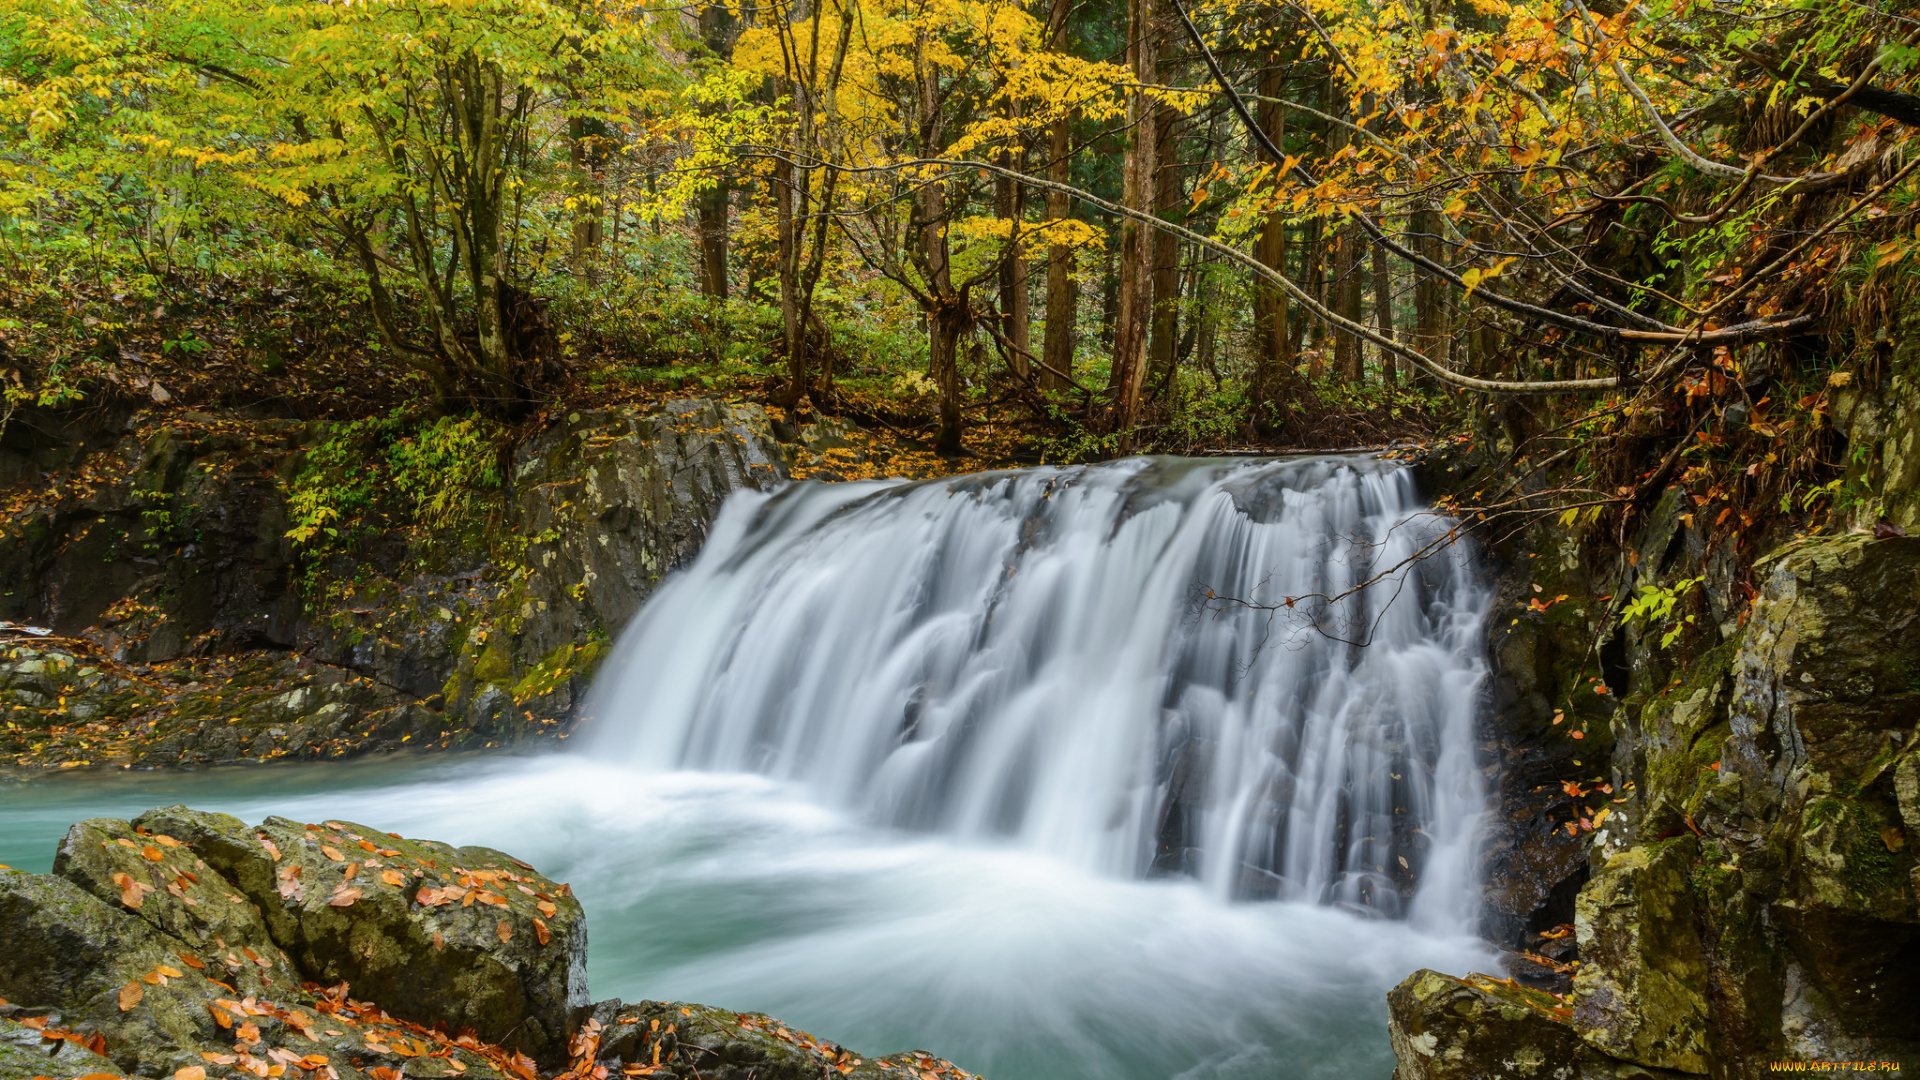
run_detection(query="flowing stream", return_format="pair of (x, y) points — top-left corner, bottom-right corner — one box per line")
(1, 455), (1495, 1080)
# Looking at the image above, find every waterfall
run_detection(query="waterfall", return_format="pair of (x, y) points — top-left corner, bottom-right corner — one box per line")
(585, 455), (1488, 929)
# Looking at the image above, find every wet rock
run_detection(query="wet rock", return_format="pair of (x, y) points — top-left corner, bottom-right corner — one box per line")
(51, 816), (299, 997)
(138, 807), (588, 1067)
(1387, 969), (1691, 1080)
(0, 1014), (122, 1077)
(0, 866), (239, 1075)
(1570, 840), (1710, 1073)
(583, 999), (985, 1080)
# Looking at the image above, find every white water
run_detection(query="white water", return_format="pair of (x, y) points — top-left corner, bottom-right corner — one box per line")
(0, 454), (1498, 1080)
(587, 455), (1489, 927)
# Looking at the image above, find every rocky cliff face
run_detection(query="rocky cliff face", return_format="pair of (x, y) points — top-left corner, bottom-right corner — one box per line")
(1397, 448), (1920, 1078)
(0, 398), (866, 767)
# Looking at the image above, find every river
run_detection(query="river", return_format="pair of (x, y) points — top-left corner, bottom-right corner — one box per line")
(2, 455), (1495, 1079)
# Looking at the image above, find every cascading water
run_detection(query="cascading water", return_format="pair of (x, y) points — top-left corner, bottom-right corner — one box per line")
(586, 454), (1489, 928)
(0, 454), (1499, 1080)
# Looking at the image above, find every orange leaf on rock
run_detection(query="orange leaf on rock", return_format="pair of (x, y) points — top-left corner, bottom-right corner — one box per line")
(118, 981), (143, 1011)
(536, 900), (557, 919)
(142, 845), (165, 862)
(177, 1066), (208, 1080)
(319, 845), (345, 863)
(381, 870), (406, 887)
(496, 920), (512, 943)
(178, 953), (205, 970)
(533, 918), (550, 946)
(328, 886), (363, 907)
(342, 862), (359, 881)
(236, 1021), (261, 1045)
(208, 1003), (234, 1029)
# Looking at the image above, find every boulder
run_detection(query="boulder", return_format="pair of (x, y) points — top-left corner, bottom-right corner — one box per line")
(137, 806), (588, 1067)
(1, 1014), (121, 1078)
(1387, 969), (1691, 1080)
(0, 866), (242, 1075)
(1570, 840), (1711, 1073)
(581, 999), (985, 1080)
(51, 815), (299, 998)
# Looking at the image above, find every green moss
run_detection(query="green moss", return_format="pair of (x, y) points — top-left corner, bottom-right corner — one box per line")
(510, 640), (605, 704)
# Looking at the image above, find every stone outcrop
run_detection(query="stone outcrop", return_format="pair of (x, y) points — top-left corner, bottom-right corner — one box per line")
(1387, 970), (1690, 1080)
(0, 810), (989, 1080)
(1, 399), (871, 767)
(1400, 435), (1920, 1078)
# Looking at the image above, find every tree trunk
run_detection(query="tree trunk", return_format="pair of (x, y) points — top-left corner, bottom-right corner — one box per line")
(697, 2), (735, 298)
(568, 115), (606, 280)
(1107, 0), (1157, 437)
(1249, 65), (1290, 431)
(1293, 214), (1320, 372)
(1372, 232), (1396, 388)
(1039, 0), (1075, 391)
(774, 147), (803, 410)
(1410, 206), (1446, 379)
(1041, 110), (1077, 391)
(996, 100), (1031, 379)
(1146, 103), (1183, 396)
(930, 298), (968, 454)
(1326, 85), (1361, 386)
(698, 186), (729, 298)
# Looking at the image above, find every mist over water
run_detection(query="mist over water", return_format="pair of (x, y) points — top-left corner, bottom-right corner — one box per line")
(0, 456), (1497, 1080)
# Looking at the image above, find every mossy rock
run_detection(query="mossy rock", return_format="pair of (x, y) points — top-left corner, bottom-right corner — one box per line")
(136, 807), (588, 1067)
(1571, 839), (1711, 1074)
(1387, 969), (1690, 1079)
(51, 816), (298, 999)
(0, 867), (240, 1075)
(0, 1015), (121, 1079)
(586, 999), (985, 1080)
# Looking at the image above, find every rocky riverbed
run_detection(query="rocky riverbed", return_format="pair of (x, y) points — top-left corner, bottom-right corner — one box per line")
(0, 806), (987, 1080)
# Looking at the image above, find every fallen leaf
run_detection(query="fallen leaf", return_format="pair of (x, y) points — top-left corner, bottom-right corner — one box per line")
(119, 981), (143, 1011)
(533, 917), (550, 946)
(112, 872), (153, 909)
(342, 862), (359, 881)
(277, 865), (303, 901)
(536, 900), (557, 918)
(142, 845), (165, 862)
(319, 845), (345, 863)
(177, 1066), (208, 1080)
(497, 920), (513, 943)
(208, 1003), (234, 1029)
(328, 886), (363, 907)
(178, 953), (206, 970)
(381, 870), (406, 887)
(201, 1052), (238, 1064)
(237, 1021), (262, 1044)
